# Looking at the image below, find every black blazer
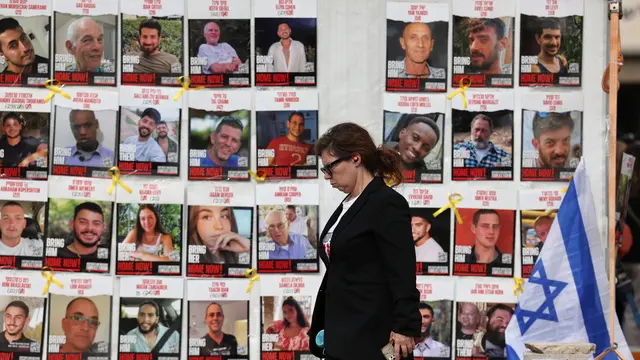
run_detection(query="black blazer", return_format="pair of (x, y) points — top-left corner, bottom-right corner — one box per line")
(308, 176), (421, 360)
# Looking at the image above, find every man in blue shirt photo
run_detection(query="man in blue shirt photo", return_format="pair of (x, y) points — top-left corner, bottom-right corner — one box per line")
(264, 209), (314, 260)
(199, 117), (244, 167)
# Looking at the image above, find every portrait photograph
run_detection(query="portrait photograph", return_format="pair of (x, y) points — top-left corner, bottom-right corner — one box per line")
(0, 16), (50, 87)
(188, 300), (249, 357)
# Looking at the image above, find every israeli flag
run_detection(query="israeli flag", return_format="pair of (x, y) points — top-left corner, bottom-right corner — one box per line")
(506, 160), (632, 359)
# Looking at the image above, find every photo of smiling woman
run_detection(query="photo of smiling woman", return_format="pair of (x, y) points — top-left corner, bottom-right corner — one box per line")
(264, 296), (310, 351)
(188, 206), (251, 265)
(121, 204), (174, 262)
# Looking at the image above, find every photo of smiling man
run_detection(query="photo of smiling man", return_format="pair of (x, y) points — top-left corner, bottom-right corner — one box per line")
(0, 298), (44, 356)
(0, 16), (50, 87)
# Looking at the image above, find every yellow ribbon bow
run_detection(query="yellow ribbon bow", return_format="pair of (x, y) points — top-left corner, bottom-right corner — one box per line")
(433, 193), (463, 224)
(245, 268), (260, 293)
(513, 277), (525, 297)
(107, 167), (132, 195)
(447, 77), (472, 109)
(248, 170), (267, 182)
(43, 79), (72, 103)
(173, 76), (203, 101)
(41, 267), (64, 295)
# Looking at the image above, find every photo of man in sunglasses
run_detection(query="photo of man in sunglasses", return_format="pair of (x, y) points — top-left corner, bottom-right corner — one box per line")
(58, 296), (109, 354)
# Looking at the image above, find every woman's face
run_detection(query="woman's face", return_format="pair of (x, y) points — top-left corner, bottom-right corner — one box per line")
(282, 304), (297, 324)
(320, 150), (357, 194)
(196, 207), (232, 245)
(139, 208), (157, 233)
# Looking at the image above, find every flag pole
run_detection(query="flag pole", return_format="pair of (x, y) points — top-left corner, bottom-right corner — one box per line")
(604, 0), (622, 352)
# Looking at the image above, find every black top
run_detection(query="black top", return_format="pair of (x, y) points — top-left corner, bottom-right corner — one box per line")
(56, 246), (99, 261)
(536, 56), (568, 75)
(1, 55), (49, 75)
(308, 177), (421, 360)
(0, 135), (42, 168)
(462, 246), (504, 265)
(199, 333), (238, 356)
(0, 331), (35, 352)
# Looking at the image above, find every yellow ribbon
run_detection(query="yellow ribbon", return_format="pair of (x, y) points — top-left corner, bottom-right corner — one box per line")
(433, 193), (463, 224)
(248, 170), (267, 182)
(107, 167), (132, 195)
(245, 268), (260, 293)
(446, 77), (472, 109)
(172, 76), (203, 101)
(43, 79), (72, 103)
(513, 277), (525, 297)
(41, 267), (64, 295)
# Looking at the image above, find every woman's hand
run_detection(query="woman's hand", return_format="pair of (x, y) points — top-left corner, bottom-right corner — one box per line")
(208, 232), (250, 254)
(390, 331), (415, 359)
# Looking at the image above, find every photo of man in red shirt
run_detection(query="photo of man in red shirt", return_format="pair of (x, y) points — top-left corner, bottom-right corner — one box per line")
(265, 112), (312, 166)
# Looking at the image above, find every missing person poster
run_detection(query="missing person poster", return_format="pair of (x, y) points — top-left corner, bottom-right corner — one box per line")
(118, 276), (183, 360)
(398, 184), (450, 275)
(120, 0), (184, 86)
(187, 279), (250, 359)
(0, 179), (47, 270)
(256, 89), (318, 180)
(254, 0), (317, 87)
(118, 86), (182, 176)
(116, 180), (183, 276)
(521, 91), (583, 181)
(452, 90), (514, 181)
(383, 93), (445, 183)
(0, 271), (47, 360)
(53, 0), (117, 86)
(519, 0), (583, 87)
(454, 277), (517, 359)
(45, 175), (114, 273)
(260, 275), (321, 359)
(452, 0), (515, 88)
(519, 188), (563, 278)
(187, 0), (251, 88)
(386, 2), (448, 92)
(0, 87), (51, 180)
(51, 88), (119, 178)
(414, 277), (454, 360)
(453, 187), (516, 277)
(256, 183), (319, 274)
(187, 182), (254, 278)
(0, 0), (50, 87)
(47, 273), (113, 360)
(188, 90), (251, 181)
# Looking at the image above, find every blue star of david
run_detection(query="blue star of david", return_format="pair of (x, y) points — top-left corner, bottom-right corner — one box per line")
(516, 259), (568, 335)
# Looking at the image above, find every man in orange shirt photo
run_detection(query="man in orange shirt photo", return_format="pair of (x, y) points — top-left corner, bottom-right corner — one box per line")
(265, 112), (312, 166)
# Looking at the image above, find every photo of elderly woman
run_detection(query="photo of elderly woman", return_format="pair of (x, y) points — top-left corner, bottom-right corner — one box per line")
(262, 296), (311, 352)
(116, 203), (182, 275)
(187, 206), (253, 277)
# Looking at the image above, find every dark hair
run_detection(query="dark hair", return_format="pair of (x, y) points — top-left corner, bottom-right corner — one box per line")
(215, 117), (243, 133)
(188, 206), (239, 264)
(69, 109), (96, 123)
(141, 108), (161, 124)
(472, 209), (500, 226)
(74, 202), (103, 220)
(1, 201), (23, 211)
(315, 122), (403, 186)
(288, 112), (305, 122)
(537, 18), (561, 36)
(532, 112), (574, 139)
(467, 18), (506, 39)
(5, 300), (29, 317)
(139, 18), (162, 36)
(470, 114), (493, 131)
(418, 302), (434, 317)
(286, 205), (296, 211)
(282, 296), (309, 328)
(406, 116), (440, 143)
(135, 204), (167, 249)
(139, 300), (160, 316)
(157, 121), (167, 126)
(0, 18), (21, 49)
(2, 112), (21, 125)
(486, 304), (514, 319)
